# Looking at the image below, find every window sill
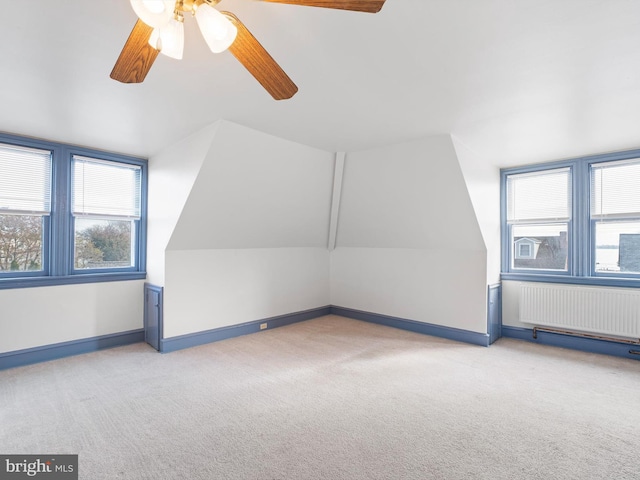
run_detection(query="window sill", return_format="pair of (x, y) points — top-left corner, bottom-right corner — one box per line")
(500, 273), (640, 288)
(0, 272), (146, 290)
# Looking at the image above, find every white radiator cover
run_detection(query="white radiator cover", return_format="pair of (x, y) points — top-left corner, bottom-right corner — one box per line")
(519, 283), (640, 339)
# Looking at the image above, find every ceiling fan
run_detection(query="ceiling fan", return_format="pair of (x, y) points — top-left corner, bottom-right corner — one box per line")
(110, 0), (387, 100)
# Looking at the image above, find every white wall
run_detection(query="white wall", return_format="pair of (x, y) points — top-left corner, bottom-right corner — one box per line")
(164, 249), (329, 337)
(146, 122), (220, 285)
(452, 136), (502, 284)
(330, 135), (489, 333)
(331, 248), (487, 331)
(0, 280), (144, 353)
(153, 121), (334, 338)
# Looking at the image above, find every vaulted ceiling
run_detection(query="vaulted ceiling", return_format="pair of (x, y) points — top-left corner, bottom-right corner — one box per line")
(2, 0), (640, 167)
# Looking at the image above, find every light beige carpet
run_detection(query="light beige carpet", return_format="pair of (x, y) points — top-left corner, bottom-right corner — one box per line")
(1, 315), (639, 479)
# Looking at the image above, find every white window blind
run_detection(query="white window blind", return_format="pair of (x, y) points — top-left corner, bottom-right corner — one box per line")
(72, 156), (141, 218)
(507, 168), (571, 222)
(0, 143), (52, 214)
(591, 159), (640, 218)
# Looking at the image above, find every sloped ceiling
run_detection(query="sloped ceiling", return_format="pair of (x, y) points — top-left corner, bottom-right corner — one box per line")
(166, 120), (334, 250)
(337, 135), (485, 251)
(2, 0), (640, 167)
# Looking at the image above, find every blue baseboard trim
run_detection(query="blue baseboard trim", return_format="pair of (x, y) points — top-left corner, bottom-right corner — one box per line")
(331, 306), (490, 347)
(160, 306), (332, 353)
(0, 329), (145, 370)
(501, 326), (640, 361)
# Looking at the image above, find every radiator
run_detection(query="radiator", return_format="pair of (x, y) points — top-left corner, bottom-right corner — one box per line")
(519, 283), (640, 339)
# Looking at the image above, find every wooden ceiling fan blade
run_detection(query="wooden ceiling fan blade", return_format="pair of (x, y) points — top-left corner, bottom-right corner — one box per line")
(223, 12), (298, 100)
(261, 0), (386, 13)
(110, 19), (159, 84)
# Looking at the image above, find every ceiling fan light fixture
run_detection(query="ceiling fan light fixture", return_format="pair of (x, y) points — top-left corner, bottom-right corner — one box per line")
(130, 0), (175, 28)
(194, 3), (238, 53)
(149, 14), (185, 59)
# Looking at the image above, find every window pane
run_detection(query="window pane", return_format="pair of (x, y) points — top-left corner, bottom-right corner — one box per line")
(507, 168), (571, 221)
(74, 219), (134, 270)
(594, 221), (640, 273)
(73, 156), (141, 218)
(0, 143), (51, 213)
(512, 223), (568, 271)
(591, 160), (640, 217)
(0, 214), (44, 271)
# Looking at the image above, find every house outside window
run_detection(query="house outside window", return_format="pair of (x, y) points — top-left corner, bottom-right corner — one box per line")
(514, 238), (538, 260)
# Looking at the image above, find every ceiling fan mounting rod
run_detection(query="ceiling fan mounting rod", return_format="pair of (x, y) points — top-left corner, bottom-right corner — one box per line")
(175, 0), (221, 14)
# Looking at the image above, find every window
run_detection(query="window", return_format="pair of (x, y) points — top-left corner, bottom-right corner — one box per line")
(518, 243), (531, 258)
(72, 156), (141, 271)
(506, 168), (571, 272)
(591, 160), (640, 274)
(502, 149), (640, 286)
(0, 133), (146, 289)
(515, 240), (535, 259)
(0, 144), (52, 274)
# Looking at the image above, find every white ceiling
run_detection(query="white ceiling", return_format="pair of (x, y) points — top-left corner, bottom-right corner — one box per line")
(2, 0), (640, 167)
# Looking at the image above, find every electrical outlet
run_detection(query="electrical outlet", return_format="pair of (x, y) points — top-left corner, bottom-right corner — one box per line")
(260, 323), (268, 330)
